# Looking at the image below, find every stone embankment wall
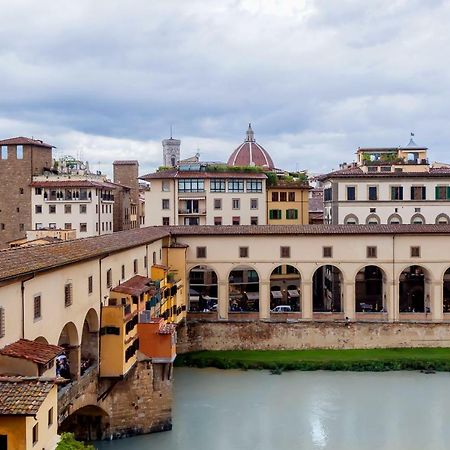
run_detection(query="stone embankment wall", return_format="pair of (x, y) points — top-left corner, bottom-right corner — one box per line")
(177, 320), (450, 353)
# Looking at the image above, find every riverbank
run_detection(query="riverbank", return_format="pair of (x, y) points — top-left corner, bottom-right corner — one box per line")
(175, 348), (450, 372)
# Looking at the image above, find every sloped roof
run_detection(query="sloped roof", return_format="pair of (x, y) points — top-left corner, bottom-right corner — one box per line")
(111, 275), (155, 296)
(0, 339), (63, 364)
(0, 137), (54, 148)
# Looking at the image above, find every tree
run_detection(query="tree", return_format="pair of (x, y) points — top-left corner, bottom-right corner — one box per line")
(56, 433), (95, 450)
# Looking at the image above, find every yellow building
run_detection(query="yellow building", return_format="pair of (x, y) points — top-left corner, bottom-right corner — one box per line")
(267, 181), (310, 224)
(0, 378), (58, 450)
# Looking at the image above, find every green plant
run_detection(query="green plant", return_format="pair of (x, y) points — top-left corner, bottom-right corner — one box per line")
(56, 433), (95, 450)
(157, 166), (172, 172)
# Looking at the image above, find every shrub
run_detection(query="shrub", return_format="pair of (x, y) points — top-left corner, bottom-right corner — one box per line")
(56, 433), (95, 450)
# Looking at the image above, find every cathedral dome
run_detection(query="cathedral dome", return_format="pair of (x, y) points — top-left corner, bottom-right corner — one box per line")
(227, 124), (275, 169)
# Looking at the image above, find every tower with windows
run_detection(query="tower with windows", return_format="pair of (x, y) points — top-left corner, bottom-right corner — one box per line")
(162, 135), (181, 168)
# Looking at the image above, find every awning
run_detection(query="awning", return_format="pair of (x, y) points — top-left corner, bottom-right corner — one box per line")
(179, 197), (206, 200)
(287, 290), (299, 298)
(271, 291), (282, 299)
(245, 292), (259, 301)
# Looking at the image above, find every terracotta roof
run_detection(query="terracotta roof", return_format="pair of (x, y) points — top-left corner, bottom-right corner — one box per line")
(140, 170), (267, 180)
(319, 167), (450, 180)
(30, 180), (117, 189)
(111, 275), (155, 296)
(0, 136), (54, 148)
(268, 181), (310, 189)
(0, 339), (63, 364)
(0, 227), (169, 282)
(168, 224), (450, 236)
(113, 160), (139, 165)
(0, 377), (55, 415)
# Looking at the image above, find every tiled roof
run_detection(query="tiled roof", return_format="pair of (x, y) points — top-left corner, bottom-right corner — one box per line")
(0, 136), (54, 148)
(140, 170), (267, 180)
(268, 180), (310, 189)
(0, 377), (54, 415)
(111, 275), (155, 296)
(319, 167), (450, 180)
(0, 227), (169, 282)
(113, 160), (139, 165)
(30, 180), (117, 189)
(0, 339), (63, 364)
(168, 224), (450, 236)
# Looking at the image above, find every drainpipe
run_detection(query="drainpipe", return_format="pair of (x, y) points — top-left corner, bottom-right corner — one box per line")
(392, 234), (396, 322)
(21, 274), (35, 339)
(98, 254), (109, 376)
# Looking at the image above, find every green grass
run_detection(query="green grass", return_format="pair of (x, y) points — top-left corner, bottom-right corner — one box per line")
(175, 348), (450, 372)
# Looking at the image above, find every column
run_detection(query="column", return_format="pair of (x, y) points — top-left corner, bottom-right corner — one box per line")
(343, 281), (355, 320)
(389, 278), (399, 322)
(218, 280), (229, 320)
(302, 280), (313, 320)
(431, 280), (443, 322)
(259, 280), (270, 320)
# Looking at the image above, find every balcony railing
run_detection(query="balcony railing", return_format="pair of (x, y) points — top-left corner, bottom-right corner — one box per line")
(178, 209), (206, 215)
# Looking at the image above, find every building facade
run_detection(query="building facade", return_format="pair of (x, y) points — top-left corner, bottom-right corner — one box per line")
(267, 181), (310, 224)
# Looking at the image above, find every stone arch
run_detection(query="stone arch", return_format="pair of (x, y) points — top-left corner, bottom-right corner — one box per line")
(34, 336), (48, 345)
(355, 265), (387, 312)
(343, 214), (359, 225)
(365, 214), (381, 225)
(188, 265), (218, 312)
(228, 265), (260, 312)
(443, 267), (450, 313)
(58, 322), (80, 379)
(312, 265), (343, 312)
(387, 213), (403, 225)
(270, 265), (301, 312)
(410, 213), (426, 224)
(81, 309), (99, 374)
(436, 213), (450, 225)
(399, 265), (431, 313)
(59, 404), (109, 441)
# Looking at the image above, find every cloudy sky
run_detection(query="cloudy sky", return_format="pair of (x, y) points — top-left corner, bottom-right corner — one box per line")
(1, 0), (449, 176)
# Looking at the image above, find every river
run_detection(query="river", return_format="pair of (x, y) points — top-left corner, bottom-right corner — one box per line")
(95, 367), (450, 450)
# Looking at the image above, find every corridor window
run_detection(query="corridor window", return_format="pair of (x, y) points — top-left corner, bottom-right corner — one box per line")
(411, 246), (421, 257)
(34, 295), (41, 320)
(133, 259), (138, 274)
(323, 246), (333, 258)
(280, 246), (290, 258)
(0, 306), (5, 337)
(239, 247), (249, 258)
(64, 283), (73, 307)
(366, 246), (377, 258)
(88, 276), (93, 294)
(121, 264), (125, 279)
(106, 269), (112, 288)
(196, 247), (207, 258)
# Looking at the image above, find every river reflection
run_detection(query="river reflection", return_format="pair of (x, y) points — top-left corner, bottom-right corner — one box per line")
(95, 368), (450, 450)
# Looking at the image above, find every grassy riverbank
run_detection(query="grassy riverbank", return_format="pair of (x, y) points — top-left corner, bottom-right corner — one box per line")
(175, 348), (450, 372)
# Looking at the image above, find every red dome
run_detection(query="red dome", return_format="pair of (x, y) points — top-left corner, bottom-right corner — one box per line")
(227, 124), (275, 169)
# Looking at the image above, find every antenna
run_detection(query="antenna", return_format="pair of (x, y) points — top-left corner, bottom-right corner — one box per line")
(170, 124), (173, 139)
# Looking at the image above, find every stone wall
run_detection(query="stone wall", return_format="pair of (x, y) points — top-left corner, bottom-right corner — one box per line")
(177, 319), (450, 353)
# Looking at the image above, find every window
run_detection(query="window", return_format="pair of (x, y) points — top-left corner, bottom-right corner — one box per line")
(323, 246), (332, 258)
(121, 264), (125, 279)
(250, 216), (258, 225)
(347, 186), (356, 201)
(19, 188), (24, 195)
(435, 186), (450, 200)
(1, 145), (7, 159)
(232, 198), (240, 210)
(144, 255), (147, 268)
(280, 246), (290, 258)
(214, 199), (222, 210)
(411, 186), (426, 200)
(49, 205), (56, 214)
(0, 223), (4, 231)
(178, 179), (205, 192)
(32, 424), (38, 445)
(214, 217), (222, 225)
(228, 179), (244, 192)
(232, 216), (240, 225)
(272, 192), (279, 202)
(34, 295), (41, 320)
(80, 204), (87, 214)
(370, 208), (376, 213)
(367, 246), (377, 258)
(16, 207), (20, 213)
(162, 180), (170, 192)
(133, 259), (138, 274)
(35, 205), (42, 214)
(197, 246), (207, 258)
(210, 179), (226, 192)
(0, 307), (5, 338)
(368, 166), (378, 172)
(19, 223), (24, 232)
(288, 192), (296, 202)
(324, 188), (332, 201)
(415, 207), (421, 213)
(411, 214), (425, 225)
(106, 269), (112, 288)
(88, 276), (93, 294)
(269, 209), (282, 220)
(162, 199), (170, 210)
(391, 186), (403, 200)
(239, 246), (249, 258)
(80, 223), (87, 232)
(49, 223), (56, 229)
(250, 198), (258, 210)
(246, 180), (262, 192)
(64, 204), (71, 214)
(280, 192), (287, 202)
(35, 187), (42, 195)
(162, 217), (170, 226)
(48, 407), (54, 427)
(411, 246), (421, 257)
(153, 251), (156, 265)
(286, 209), (298, 220)
(64, 283), (73, 307)
(368, 186), (378, 201)
(64, 223), (72, 230)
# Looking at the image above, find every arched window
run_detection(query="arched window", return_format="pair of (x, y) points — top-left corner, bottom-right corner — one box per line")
(366, 214), (380, 225)
(388, 214), (402, 225)
(436, 214), (450, 225)
(410, 213), (425, 225)
(344, 214), (359, 225)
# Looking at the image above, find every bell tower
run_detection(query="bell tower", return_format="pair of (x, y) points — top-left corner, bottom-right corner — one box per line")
(162, 127), (180, 167)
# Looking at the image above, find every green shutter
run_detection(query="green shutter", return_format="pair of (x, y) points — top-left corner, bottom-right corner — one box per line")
(447, 187), (450, 200)
(436, 186), (440, 200)
(294, 209), (298, 219)
(269, 210), (274, 220)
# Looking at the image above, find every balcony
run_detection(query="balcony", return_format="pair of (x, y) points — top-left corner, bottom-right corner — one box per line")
(101, 194), (114, 202)
(178, 209), (206, 215)
(44, 194), (91, 202)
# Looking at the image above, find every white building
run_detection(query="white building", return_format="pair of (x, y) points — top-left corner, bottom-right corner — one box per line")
(31, 176), (116, 237)
(321, 139), (450, 225)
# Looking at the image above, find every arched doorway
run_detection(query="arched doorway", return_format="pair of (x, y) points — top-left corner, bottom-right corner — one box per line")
(81, 309), (99, 375)
(59, 405), (109, 441)
(313, 265), (343, 312)
(399, 266), (430, 313)
(355, 266), (386, 312)
(229, 266), (259, 312)
(443, 268), (450, 313)
(188, 265), (218, 312)
(270, 265), (301, 312)
(58, 322), (79, 379)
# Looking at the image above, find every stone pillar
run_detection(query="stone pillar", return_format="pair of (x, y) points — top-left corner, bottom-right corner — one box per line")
(259, 281), (270, 320)
(68, 345), (81, 380)
(302, 281), (313, 320)
(431, 280), (443, 322)
(218, 280), (228, 320)
(343, 281), (355, 320)
(389, 278), (399, 322)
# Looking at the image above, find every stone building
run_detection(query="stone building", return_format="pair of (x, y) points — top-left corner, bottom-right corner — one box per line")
(162, 136), (181, 168)
(113, 160), (140, 229)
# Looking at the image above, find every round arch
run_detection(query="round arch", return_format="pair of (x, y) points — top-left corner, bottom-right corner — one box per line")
(188, 265), (218, 312)
(387, 213), (403, 225)
(228, 265), (260, 312)
(270, 265), (301, 312)
(34, 336), (48, 345)
(312, 265), (343, 312)
(59, 405), (109, 441)
(443, 268), (450, 313)
(399, 265), (430, 313)
(343, 214), (359, 225)
(436, 213), (450, 225)
(355, 265), (386, 312)
(365, 214), (381, 225)
(410, 213), (426, 224)
(81, 309), (100, 375)
(58, 322), (80, 379)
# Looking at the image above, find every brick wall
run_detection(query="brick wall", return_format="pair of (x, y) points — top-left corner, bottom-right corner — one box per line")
(113, 162), (140, 229)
